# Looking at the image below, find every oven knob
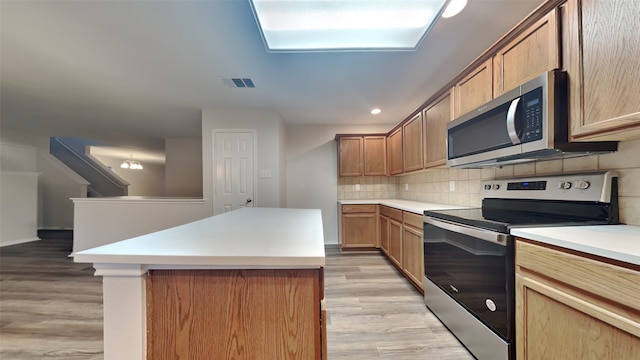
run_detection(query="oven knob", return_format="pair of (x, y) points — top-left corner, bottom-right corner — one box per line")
(575, 180), (591, 190)
(558, 181), (572, 190)
(492, 184), (500, 190)
(484, 184), (492, 190)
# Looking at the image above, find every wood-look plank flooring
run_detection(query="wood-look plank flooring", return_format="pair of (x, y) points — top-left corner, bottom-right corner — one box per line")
(325, 247), (474, 360)
(1, 238), (473, 359)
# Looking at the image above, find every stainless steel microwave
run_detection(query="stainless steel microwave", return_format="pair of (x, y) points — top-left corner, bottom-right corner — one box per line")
(446, 70), (617, 168)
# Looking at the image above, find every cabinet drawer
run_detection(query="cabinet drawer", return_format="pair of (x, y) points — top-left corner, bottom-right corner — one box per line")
(403, 211), (423, 230)
(379, 205), (390, 217)
(342, 204), (377, 213)
(516, 239), (640, 313)
(389, 208), (403, 222)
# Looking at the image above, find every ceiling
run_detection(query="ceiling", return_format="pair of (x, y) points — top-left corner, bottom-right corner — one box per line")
(1, 0), (544, 155)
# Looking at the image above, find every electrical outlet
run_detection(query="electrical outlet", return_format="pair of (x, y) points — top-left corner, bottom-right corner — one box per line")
(355, 184), (360, 191)
(405, 183), (409, 191)
(450, 181), (456, 191)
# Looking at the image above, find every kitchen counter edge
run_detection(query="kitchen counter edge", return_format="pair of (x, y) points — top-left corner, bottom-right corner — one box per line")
(338, 199), (469, 214)
(512, 225), (640, 266)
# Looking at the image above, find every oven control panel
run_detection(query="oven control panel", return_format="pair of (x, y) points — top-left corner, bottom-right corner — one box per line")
(481, 171), (617, 202)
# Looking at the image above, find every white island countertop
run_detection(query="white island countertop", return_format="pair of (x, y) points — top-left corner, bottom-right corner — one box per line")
(339, 199), (469, 214)
(74, 207), (325, 269)
(512, 225), (640, 266)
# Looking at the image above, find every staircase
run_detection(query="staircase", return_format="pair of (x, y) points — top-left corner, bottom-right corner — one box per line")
(50, 137), (128, 197)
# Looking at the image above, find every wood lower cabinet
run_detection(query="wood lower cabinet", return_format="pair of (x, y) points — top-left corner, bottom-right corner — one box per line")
(388, 208), (403, 267)
(401, 211), (424, 291)
(515, 239), (640, 360)
(379, 206), (390, 255)
(562, 0), (640, 141)
(403, 113), (424, 172)
(340, 204), (378, 250)
(493, 9), (560, 97)
(147, 268), (325, 360)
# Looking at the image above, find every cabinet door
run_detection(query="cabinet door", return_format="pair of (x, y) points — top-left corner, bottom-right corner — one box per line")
(402, 225), (424, 291)
(341, 205), (378, 250)
(493, 9), (560, 97)
(338, 136), (362, 177)
(379, 214), (389, 255)
(363, 136), (387, 176)
(563, 0), (640, 141)
(388, 219), (402, 267)
(424, 90), (453, 168)
(402, 113), (424, 172)
(453, 59), (493, 118)
(387, 128), (404, 175)
(516, 240), (640, 360)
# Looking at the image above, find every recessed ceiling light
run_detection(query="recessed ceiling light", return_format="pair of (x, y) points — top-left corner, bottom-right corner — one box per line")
(249, 0), (449, 52)
(371, 108), (382, 115)
(441, 0), (468, 18)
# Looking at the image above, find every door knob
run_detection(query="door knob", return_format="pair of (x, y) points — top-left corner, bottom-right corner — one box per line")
(246, 198), (252, 204)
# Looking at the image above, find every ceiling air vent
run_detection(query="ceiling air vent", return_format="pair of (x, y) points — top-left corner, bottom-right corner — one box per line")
(223, 78), (255, 88)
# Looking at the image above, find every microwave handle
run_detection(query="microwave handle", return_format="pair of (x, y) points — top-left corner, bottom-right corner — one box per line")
(506, 97), (521, 145)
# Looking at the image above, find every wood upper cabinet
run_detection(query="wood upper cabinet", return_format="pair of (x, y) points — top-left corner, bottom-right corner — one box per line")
(387, 128), (403, 175)
(493, 9), (560, 97)
(453, 59), (493, 118)
(562, 0), (640, 141)
(424, 90), (453, 168)
(337, 135), (386, 176)
(515, 239), (640, 360)
(363, 136), (387, 175)
(340, 204), (378, 250)
(402, 113), (424, 172)
(337, 136), (362, 176)
(401, 211), (424, 292)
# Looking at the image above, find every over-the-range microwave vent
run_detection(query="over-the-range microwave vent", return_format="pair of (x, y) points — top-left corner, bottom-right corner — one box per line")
(222, 78), (255, 88)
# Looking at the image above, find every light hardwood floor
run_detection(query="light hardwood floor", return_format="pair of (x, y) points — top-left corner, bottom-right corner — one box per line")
(1, 238), (473, 359)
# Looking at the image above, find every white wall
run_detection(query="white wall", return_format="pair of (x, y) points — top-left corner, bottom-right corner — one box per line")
(165, 138), (202, 197)
(91, 154), (166, 196)
(285, 124), (391, 244)
(1, 128), (88, 230)
(37, 153), (88, 229)
(0, 142), (40, 246)
(201, 108), (285, 209)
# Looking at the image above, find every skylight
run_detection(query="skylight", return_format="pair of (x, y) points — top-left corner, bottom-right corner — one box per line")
(249, 0), (450, 52)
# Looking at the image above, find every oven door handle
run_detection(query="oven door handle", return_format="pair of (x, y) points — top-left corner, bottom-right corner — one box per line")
(423, 216), (509, 246)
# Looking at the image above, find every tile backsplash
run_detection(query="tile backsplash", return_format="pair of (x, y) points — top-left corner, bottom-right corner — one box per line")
(338, 138), (640, 225)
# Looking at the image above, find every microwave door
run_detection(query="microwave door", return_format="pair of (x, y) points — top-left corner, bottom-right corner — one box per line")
(447, 97), (523, 167)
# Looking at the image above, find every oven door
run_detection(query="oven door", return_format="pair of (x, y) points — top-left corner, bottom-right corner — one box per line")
(423, 216), (514, 341)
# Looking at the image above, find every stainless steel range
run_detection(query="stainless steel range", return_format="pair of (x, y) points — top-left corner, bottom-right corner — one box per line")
(422, 171), (619, 360)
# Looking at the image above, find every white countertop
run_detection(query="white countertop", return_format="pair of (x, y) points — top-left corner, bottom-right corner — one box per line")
(74, 207), (325, 268)
(512, 225), (640, 266)
(339, 199), (469, 214)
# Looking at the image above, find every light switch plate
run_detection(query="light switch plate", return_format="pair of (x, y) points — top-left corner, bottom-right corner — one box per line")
(259, 170), (271, 178)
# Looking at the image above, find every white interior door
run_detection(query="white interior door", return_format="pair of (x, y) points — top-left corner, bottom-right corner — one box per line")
(214, 131), (255, 215)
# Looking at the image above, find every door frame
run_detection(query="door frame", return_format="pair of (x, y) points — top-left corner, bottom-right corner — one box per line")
(212, 129), (258, 212)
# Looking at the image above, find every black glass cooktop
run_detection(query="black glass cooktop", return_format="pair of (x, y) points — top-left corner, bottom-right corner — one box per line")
(424, 198), (617, 234)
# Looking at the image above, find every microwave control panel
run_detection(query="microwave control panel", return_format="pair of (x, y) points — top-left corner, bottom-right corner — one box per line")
(521, 87), (543, 143)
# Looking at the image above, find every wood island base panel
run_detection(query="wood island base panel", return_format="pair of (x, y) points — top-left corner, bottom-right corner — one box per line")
(146, 269), (324, 360)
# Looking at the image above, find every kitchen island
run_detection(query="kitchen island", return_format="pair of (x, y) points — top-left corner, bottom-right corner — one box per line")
(74, 207), (326, 360)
